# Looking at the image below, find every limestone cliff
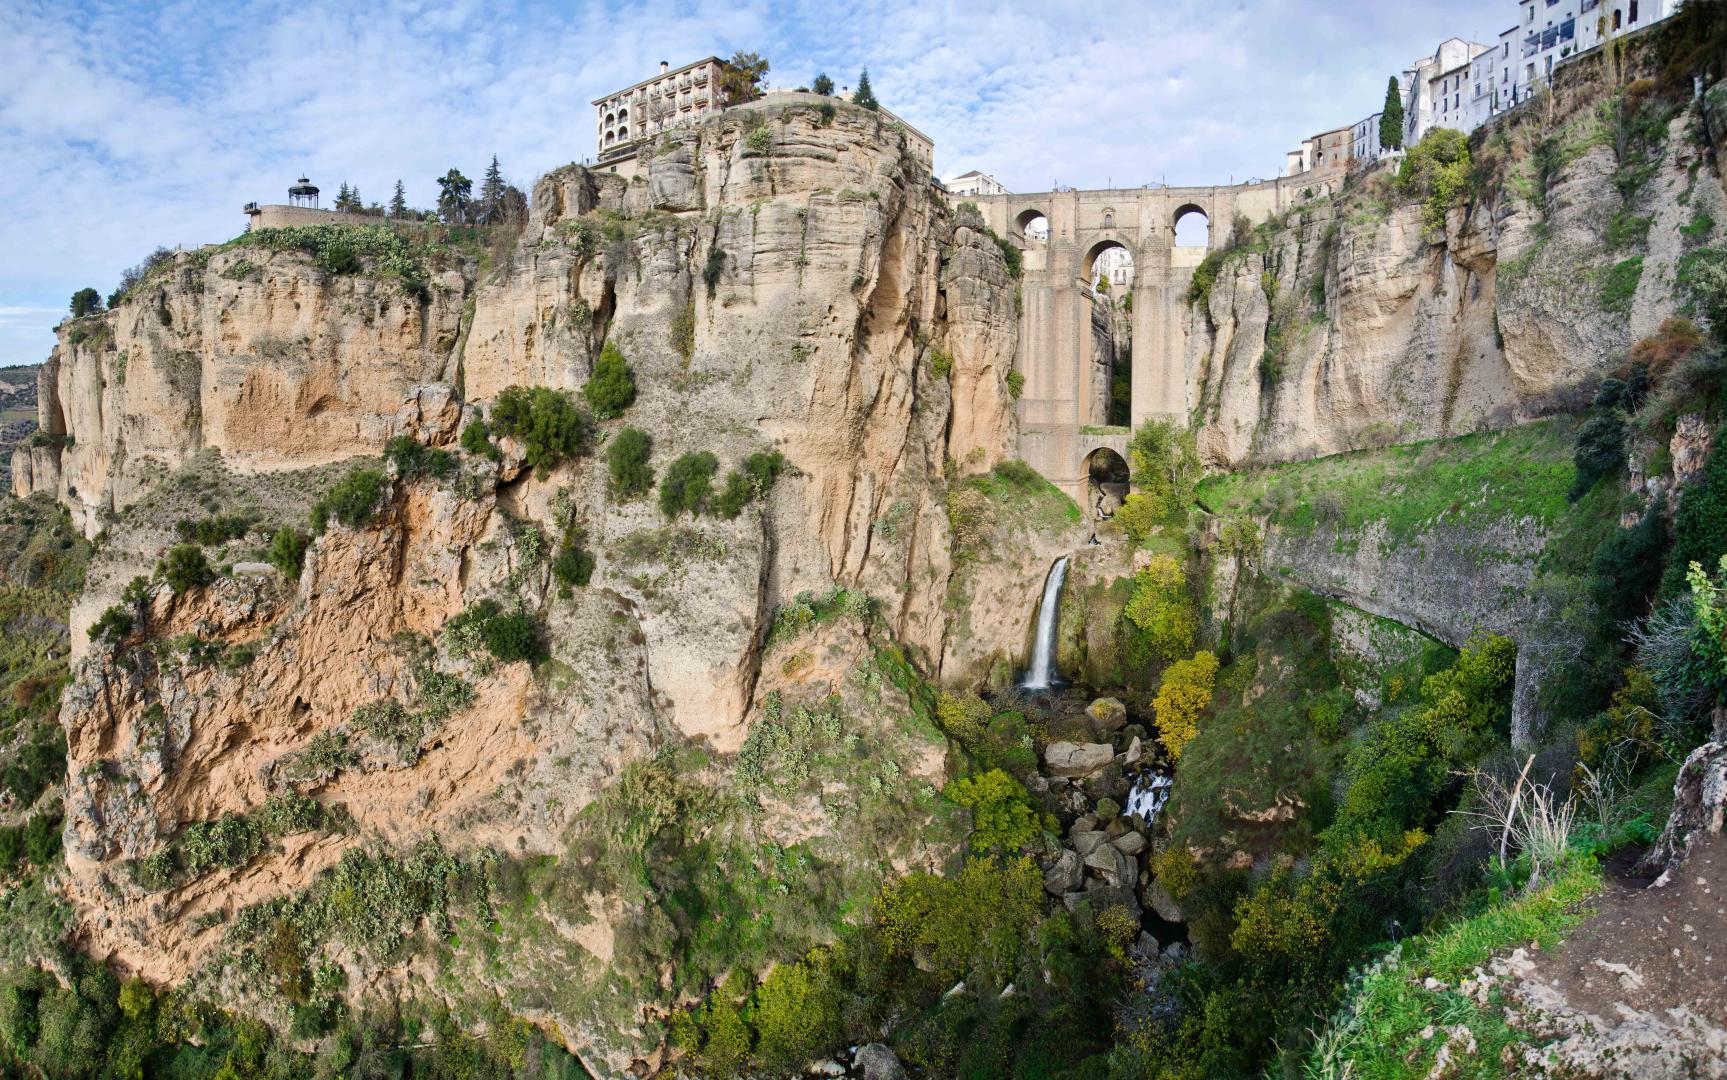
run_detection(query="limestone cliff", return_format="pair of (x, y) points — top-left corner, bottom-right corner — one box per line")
(29, 97), (1047, 1074)
(1187, 44), (1727, 468)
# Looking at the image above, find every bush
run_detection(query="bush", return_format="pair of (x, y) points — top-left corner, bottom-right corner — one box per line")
(490, 386), (590, 477)
(1570, 413), (1626, 500)
(384, 436), (454, 480)
(1153, 651), (1218, 760)
(1397, 128), (1471, 233)
(751, 959), (839, 1070)
(1630, 316), (1705, 377)
(874, 856), (1045, 986)
(1127, 420), (1201, 524)
(551, 536), (595, 595)
(712, 450), (786, 519)
(460, 416), (501, 461)
(935, 691), (992, 747)
(1125, 554), (1197, 661)
(89, 605), (133, 644)
(606, 427), (654, 499)
(159, 545), (213, 594)
(583, 341), (637, 419)
(445, 601), (545, 665)
(1592, 508), (1665, 625)
(1598, 256), (1645, 314)
(310, 468), (386, 533)
(947, 769), (1046, 851)
(659, 451), (719, 518)
(173, 514), (252, 546)
(268, 527), (311, 580)
(1666, 440), (1727, 596)
(1006, 370), (1025, 398)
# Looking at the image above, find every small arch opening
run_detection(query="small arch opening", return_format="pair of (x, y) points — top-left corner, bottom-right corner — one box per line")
(1084, 447), (1130, 521)
(1015, 208), (1050, 242)
(1174, 204), (1210, 248)
(1085, 240), (1134, 292)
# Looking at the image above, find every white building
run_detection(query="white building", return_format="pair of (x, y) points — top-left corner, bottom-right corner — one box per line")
(1402, 38), (1493, 146)
(1511, 0), (1680, 99)
(1352, 110), (1387, 165)
(944, 170), (1009, 197)
(593, 57), (726, 159)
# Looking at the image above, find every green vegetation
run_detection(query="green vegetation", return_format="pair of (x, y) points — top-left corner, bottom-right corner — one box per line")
(713, 450), (786, 519)
(68, 287), (102, 318)
(1121, 418), (1200, 539)
(1397, 128), (1472, 234)
(443, 600), (545, 666)
(266, 527), (310, 579)
(173, 512), (252, 546)
(460, 414), (501, 461)
(1005, 369), (1025, 398)
(606, 426), (655, 499)
(551, 530), (595, 595)
(309, 467), (386, 533)
(490, 386), (590, 477)
(946, 459), (1081, 559)
(235, 224), (432, 296)
(945, 769), (1045, 851)
(584, 341), (638, 419)
(158, 544), (213, 594)
(659, 451), (719, 518)
(1379, 75), (1405, 151)
(1152, 650), (1218, 759)
(383, 435), (454, 480)
(1597, 255), (1645, 313)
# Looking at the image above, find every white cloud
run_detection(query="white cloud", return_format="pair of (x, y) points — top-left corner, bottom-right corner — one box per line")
(0, 0), (1506, 366)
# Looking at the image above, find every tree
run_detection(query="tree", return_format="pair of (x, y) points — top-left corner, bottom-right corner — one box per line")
(1126, 418), (1201, 525)
(1153, 650), (1219, 760)
(1379, 76), (1405, 151)
(335, 182), (351, 210)
(854, 68), (878, 110)
(479, 155), (506, 223)
(69, 288), (102, 318)
(606, 426), (654, 498)
(659, 451), (718, 518)
(948, 769), (1045, 851)
(719, 51), (770, 105)
(1125, 554), (1198, 661)
(583, 341), (637, 419)
(389, 180), (408, 218)
(159, 544), (213, 594)
(436, 168), (473, 224)
(811, 72), (834, 96)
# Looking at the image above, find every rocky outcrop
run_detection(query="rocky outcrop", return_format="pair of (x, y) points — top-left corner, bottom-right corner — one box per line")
(42, 98), (1027, 1075)
(1187, 54), (1727, 468)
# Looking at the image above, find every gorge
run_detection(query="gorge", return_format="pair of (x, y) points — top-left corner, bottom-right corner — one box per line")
(2, 7), (1727, 1079)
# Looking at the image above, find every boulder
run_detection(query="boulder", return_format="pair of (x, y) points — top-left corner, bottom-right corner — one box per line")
(1114, 830), (1148, 857)
(1084, 843), (1137, 889)
(856, 1043), (907, 1080)
(1087, 697), (1127, 735)
(1119, 735), (1143, 767)
(1072, 830), (1108, 857)
(1068, 814), (1099, 836)
(1043, 849), (1083, 895)
(1639, 740), (1727, 877)
(1144, 880), (1185, 923)
(1045, 741), (1114, 778)
(1134, 931), (1160, 961)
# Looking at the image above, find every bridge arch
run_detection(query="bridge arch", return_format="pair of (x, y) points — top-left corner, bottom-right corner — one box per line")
(1015, 208), (1050, 242)
(1084, 238), (1135, 282)
(1173, 203), (1210, 248)
(1081, 443), (1131, 520)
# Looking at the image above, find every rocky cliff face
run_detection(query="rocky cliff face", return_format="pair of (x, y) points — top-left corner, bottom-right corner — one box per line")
(1188, 49), (1727, 468)
(32, 98), (1044, 1074)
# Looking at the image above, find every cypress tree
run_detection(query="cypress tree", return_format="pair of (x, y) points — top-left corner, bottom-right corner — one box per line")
(1380, 76), (1405, 151)
(480, 155), (506, 223)
(854, 68), (878, 110)
(389, 180), (408, 218)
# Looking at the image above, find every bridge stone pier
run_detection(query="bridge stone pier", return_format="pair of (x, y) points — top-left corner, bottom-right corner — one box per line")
(968, 175), (1337, 504)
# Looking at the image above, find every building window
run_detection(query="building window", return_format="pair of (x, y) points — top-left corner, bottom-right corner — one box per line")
(1629, 0), (1639, 21)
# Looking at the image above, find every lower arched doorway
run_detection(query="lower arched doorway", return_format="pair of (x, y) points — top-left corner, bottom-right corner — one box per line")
(1083, 447), (1130, 521)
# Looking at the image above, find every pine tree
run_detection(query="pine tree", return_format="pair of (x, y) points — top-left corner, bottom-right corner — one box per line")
(480, 155), (506, 224)
(1380, 76), (1405, 151)
(389, 180), (408, 218)
(436, 168), (473, 224)
(854, 68), (878, 110)
(335, 181), (352, 210)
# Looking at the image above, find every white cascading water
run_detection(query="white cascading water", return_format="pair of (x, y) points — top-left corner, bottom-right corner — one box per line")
(1124, 770), (1173, 824)
(1021, 556), (1070, 690)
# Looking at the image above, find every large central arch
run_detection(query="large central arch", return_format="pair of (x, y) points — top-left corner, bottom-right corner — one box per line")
(962, 175), (1337, 500)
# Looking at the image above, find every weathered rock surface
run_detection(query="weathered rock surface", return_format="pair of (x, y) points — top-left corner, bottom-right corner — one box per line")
(1045, 741), (1115, 778)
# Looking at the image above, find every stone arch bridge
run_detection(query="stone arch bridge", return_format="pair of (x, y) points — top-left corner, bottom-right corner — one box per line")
(968, 175), (1336, 504)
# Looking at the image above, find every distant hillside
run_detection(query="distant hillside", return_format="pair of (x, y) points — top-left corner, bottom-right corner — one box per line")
(0, 364), (40, 469)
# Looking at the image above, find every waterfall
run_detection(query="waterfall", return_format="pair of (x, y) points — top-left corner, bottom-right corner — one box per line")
(1124, 770), (1174, 825)
(1022, 556), (1070, 690)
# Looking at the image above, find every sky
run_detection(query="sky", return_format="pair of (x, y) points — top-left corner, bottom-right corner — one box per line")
(0, 0), (1514, 369)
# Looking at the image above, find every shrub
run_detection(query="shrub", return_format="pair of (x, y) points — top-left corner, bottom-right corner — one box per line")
(751, 959), (839, 1070)
(460, 416), (501, 461)
(1398, 128), (1471, 233)
(446, 600), (545, 665)
(1592, 509), (1665, 626)
(267, 527), (311, 580)
(583, 341), (637, 419)
(1153, 650), (1218, 760)
(659, 451), (719, 518)
(384, 436), (454, 480)
(873, 856), (1044, 986)
(1597, 256), (1645, 314)
(159, 545), (213, 594)
(1006, 370), (1025, 399)
(551, 535), (595, 595)
(69, 288), (102, 318)
(89, 605), (133, 644)
(606, 427), (654, 499)
(704, 247), (727, 297)
(947, 769), (1046, 851)
(310, 468), (386, 533)
(173, 514), (252, 546)
(712, 451), (785, 519)
(1631, 316), (1705, 377)
(490, 386), (590, 477)
(1665, 440), (1727, 596)
(1127, 420), (1200, 523)
(935, 691), (992, 747)
(1125, 554), (1197, 661)
(929, 346), (954, 379)
(1570, 413), (1626, 500)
